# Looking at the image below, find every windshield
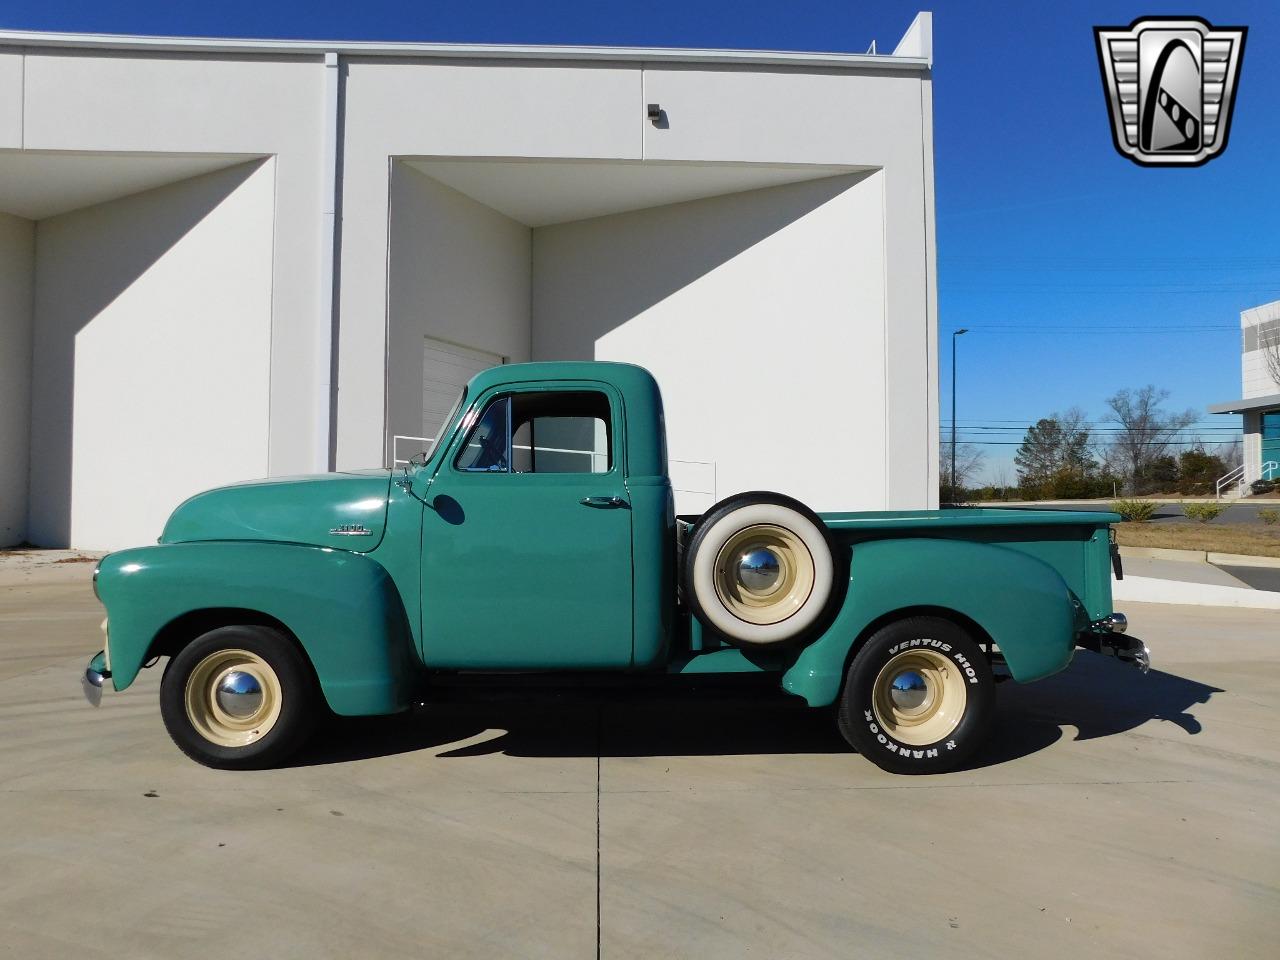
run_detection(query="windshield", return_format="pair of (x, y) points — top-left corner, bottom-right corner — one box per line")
(419, 388), (466, 464)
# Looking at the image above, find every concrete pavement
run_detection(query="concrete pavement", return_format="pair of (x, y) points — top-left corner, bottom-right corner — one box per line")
(2, 558), (1278, 959)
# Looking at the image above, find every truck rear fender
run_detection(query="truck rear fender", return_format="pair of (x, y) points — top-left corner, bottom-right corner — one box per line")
(96, 542), (419, 716)
(781, 537), (1078, 707)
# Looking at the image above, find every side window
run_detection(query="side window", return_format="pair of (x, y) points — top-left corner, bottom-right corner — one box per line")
(455, 390), (613, 474)
(455, 396), (510, 472)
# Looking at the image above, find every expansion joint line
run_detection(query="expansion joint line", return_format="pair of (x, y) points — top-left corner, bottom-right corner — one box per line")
(595, 704), (603, 960)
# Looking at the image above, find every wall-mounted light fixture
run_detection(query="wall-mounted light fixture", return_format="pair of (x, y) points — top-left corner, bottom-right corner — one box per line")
(647, 103), (662, 122)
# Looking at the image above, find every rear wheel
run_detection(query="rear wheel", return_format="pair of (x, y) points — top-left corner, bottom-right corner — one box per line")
(837, 617), (994, 774)
(685, 492), (837, 647)
(160, 625), (317, 769)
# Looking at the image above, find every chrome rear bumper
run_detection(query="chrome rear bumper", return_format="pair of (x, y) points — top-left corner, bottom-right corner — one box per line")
(1081, 612), (1150, 673)
(1097, 633), (1150, 673)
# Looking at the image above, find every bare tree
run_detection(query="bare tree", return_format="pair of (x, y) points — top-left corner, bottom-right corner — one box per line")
(1104, 386), (1197, 491)
(1261, 323), (1280, 388)
(940, 442), (986, 501)
(1212, 437), (1243, 470)
(1058, 407), (1101, 473)
(992, 464), (1014, 492)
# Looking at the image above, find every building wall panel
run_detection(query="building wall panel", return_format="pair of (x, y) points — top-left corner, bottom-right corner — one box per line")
(0, 211), (34, 545)
(385, 164), (531, 461)
(334, 60), (642, 467)
(29, 161), (274, 549)
(0, 53), (21, 147)
(23, 52), (326, 480)
(643, 67), (933, 507)
(532, 171), (888, 512)
(641, 68), (921, 167)
(1242, 352), (1275, 400)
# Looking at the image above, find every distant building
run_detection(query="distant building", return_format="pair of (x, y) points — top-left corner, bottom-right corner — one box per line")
(1209, 299), (1280, 492)
(0, 14), (939, 550)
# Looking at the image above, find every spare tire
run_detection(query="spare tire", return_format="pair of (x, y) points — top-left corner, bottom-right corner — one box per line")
(685, 491), (837, 646)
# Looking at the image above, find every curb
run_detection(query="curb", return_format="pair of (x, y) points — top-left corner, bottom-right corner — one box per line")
(1119, 546), (1207, 562)
(1113, 575), (1280, 610)
(1207, 551), (1280, 569)
(1118, 546), (1280, 568)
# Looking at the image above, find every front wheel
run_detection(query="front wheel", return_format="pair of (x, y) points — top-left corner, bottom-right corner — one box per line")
(160, 625), (318, 769)
(837, 617), (994, 774)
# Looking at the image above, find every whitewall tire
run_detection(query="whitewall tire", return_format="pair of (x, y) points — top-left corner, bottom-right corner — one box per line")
(686, 492), (837, 646)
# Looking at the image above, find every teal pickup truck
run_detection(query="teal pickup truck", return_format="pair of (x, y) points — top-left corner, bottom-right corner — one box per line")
(84, 362), (1146, 774)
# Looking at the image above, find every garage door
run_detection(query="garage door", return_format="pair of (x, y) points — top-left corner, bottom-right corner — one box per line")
(423, 337), (505, 443)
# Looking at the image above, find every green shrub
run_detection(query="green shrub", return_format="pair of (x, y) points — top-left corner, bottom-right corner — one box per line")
(1182, 501), (1225, 524)
(1176, 450), (1228, 496)
(1111, 499), (1158, 522)
(1133, 455), (1179, 495)
(1259, 508), (1280, 526)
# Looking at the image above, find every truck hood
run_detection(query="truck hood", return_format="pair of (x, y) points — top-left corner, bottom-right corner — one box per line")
(160, 469), (394, 551)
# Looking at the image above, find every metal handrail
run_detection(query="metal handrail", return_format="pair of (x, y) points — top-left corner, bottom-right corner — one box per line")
(391, 435), (433, 467)
(1215, 463), (1246, 500)
(1263, 460), (1280, 481)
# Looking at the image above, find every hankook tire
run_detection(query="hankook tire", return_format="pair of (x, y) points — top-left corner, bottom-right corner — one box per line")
(837, 616), (995, 775)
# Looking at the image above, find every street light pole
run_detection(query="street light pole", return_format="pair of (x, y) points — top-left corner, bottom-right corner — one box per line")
(950, 328), (969, 500)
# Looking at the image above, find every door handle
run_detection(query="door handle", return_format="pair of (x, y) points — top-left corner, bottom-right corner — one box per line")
(580, 496), (628, 509)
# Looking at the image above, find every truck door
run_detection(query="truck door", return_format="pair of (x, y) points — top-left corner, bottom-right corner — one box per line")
(419, 383), (634, 669)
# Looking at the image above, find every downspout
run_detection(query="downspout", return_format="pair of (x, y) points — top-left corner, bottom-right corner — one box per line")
(316, 51), (340, 471)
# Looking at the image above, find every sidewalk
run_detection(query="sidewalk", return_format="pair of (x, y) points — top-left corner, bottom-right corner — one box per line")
(1114, 548), (1280, 609)
(1120, 555), (1254, 588)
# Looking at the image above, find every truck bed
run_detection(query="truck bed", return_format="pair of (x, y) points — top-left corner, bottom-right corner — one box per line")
(818, 507), (1121, 531)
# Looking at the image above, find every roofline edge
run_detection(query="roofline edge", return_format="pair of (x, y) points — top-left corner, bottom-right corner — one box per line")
(0, 29), (931, 71)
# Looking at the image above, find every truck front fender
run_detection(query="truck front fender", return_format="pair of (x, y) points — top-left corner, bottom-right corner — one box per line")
(782, 538), (1079, 707)
(96, 542), (418, 716)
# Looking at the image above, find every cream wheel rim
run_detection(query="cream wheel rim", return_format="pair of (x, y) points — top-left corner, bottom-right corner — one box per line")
(712, 523), (815, 626)
(184, 648), (283, 748)
(871, 649), (967, 747)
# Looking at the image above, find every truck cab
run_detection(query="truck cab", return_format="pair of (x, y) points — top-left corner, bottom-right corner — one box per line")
(410, 363), (674, 671)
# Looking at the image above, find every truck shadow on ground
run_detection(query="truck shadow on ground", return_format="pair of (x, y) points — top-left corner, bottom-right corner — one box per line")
(972, 648), (1221, 768)
(291, 645), (1221, 769)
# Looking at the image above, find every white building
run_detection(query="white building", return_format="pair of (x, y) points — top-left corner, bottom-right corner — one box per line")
(1209, 299), (1280, 491)
(0, 15), (939, 551)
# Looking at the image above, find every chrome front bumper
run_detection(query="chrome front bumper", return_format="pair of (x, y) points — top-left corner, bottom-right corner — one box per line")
(82, 650), (111, 707)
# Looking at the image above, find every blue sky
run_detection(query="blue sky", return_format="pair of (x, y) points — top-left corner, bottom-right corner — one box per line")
(4, 1), (1278, 482)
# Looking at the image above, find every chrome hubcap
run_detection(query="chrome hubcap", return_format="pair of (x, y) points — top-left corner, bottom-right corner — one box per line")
(872, 649), (968, 747)
(888, 670), (929, 711)
(215, 670), (264, 719)
(713, 524), (815, 628)
(186, 649), (282, 748)
(737, 548), (782, 592)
